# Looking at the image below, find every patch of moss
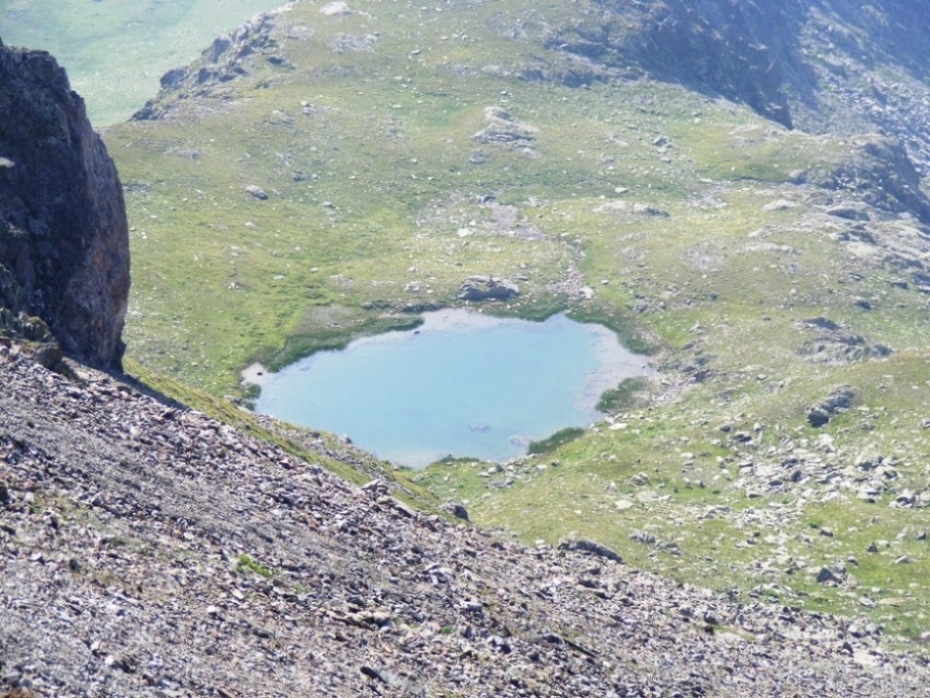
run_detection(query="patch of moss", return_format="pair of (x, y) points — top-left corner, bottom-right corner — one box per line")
(237, 554), (273, 578)
(528, 427), (585, 455)
(596, 377), (648, 412)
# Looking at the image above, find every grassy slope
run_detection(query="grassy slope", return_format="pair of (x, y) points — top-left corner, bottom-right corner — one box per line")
(34, 0), (930, 646)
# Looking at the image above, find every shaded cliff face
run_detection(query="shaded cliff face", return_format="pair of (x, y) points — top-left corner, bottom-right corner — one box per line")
(0, 40), (129, 369)
(547, 0), (797, 127)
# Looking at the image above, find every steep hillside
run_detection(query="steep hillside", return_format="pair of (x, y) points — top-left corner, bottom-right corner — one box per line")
(94, 0), (930, 645)
(551, 0), (930, 171)
(2, 348), (929, 696)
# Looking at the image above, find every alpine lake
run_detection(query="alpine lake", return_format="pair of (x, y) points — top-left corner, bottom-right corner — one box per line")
(252, 310), (649, 468)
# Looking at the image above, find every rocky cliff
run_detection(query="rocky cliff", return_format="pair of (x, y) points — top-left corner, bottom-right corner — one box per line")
(0, 40), (129, 369)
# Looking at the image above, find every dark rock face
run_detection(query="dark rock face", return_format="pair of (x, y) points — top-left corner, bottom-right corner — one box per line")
(627, 0), (797, 127)
(0, 41), (130, 368)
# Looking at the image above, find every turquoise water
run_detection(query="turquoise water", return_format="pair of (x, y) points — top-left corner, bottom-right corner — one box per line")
(253, 310), (648, 467)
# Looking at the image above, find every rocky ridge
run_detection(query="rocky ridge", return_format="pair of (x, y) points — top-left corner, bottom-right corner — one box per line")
(548, 0), (930, 173)
(2, 348), (929, 696)
(132, 9), (291, 122)
(0, 41), (129, 369)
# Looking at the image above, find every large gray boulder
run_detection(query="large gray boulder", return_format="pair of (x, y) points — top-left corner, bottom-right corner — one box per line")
(456, 276), (520, 302)
(0, 40), (130, 368)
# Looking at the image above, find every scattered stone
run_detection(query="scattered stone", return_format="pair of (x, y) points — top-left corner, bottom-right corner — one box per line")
(629, 531), (658, 547)
(0, 347), (927, 696)
(593, 200), (669, 217)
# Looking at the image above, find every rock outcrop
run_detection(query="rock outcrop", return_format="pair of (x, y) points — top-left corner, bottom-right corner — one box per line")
(471, 106), (538, 154)
(132, 11), (287, 121)
(808, 384), (857, 427)
(0, 40), (129, 368)
(456, 275), (520, 302)
(782, 133), (930, 225)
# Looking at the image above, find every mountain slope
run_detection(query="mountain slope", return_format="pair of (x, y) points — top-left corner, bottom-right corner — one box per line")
(551, 0), (930, 171)
(93, 0), (930, 643)
(2, 348), (928, 696)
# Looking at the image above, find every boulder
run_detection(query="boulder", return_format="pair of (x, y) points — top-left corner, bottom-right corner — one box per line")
(0, 44), (129, 368)
(558, 539), (623, 565)
(825, 203), (871, 221)
(457, 276), (519, 302)
(246, 184), (269, 200)
(816, 566), (847, 585)
(807, 385), (856, 428)
(471, 106), (537, 151)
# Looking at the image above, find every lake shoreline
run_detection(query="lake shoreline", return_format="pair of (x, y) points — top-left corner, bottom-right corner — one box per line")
(252, 309), (650, 468)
